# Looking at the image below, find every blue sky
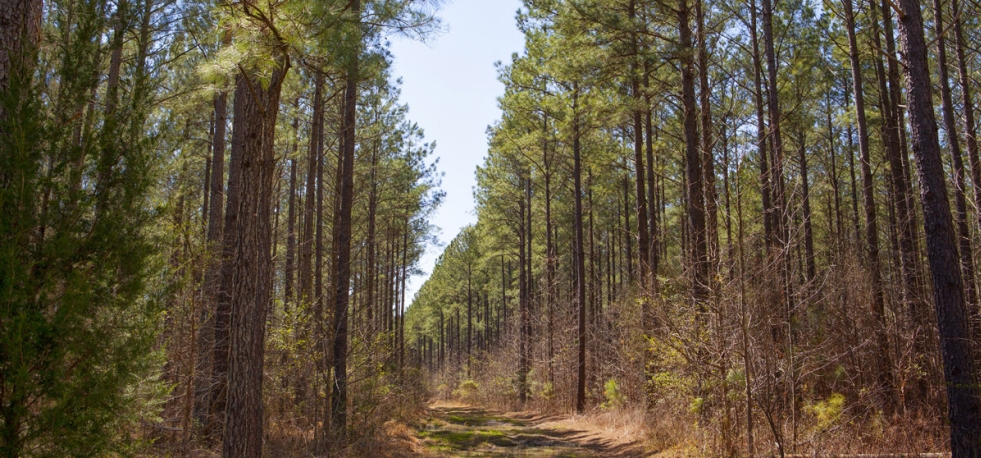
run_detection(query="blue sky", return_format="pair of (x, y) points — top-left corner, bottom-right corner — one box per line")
(389, 0), (525, 301)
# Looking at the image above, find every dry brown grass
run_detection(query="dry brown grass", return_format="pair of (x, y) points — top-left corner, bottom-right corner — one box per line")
(355, 420), (430, 458)
(630, 398), (949, 457)
(546, 406), (649, 451)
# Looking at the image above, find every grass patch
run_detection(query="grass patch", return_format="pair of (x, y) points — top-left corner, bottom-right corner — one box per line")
(442, 411), (526, 427)
(447, 414), (485, 425)
(419, 428), (514, 450)
(445, 414), (525, 427)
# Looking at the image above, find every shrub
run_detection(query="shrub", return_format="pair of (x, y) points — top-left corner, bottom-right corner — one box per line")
(601, 379), (626, 410)
(808, 393), (846, 432)
(453, 379), (480, 401)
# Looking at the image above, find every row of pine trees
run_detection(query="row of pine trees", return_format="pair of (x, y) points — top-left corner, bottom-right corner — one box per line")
(1, 0), (444, 455)
(407, 0), (981, 455)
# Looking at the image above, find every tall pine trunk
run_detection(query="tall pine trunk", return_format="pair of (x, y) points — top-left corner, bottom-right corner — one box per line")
(893, 0), (981, 451)
(196, 89), (227, 425)
(543, 117), (555, 384)
(573, 91), (588, 414)
(696, 0), (718, 265)
(284, 117), (298, 312)
(222, 57), (289, 458)
(644, 72), (659, 287)
(932, 0), (978, 315)
(628, 0), (651, 288)
(749, 0), (774, 250)
(329, 10), (360, 435)
(869, 0), (922, 317)
(366, 136), (379, 336)
(842, 0), (897, 412)
(797, 131), (815, 283)
(951, 0), (981, 354)
(518, 174), (530, 404)
(210, 73), (248, 439)
(679, 0), (708, 304)
(300, 72), (323, 304)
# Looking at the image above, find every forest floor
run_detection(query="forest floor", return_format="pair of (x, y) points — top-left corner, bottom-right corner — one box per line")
(400, 401), (646, 457)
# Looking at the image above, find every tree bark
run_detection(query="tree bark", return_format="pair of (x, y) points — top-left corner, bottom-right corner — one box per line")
(825, 95), (845, 253)
(544, 117), (555, 384)
(628, 0), (651, 288)
(573, 91), (587, 414)
(330, 12), (360, 434)
(314, 89), (325, 344)
(518, 173), (530, 404)
(210, 73), (248, 440)
(366, 134), (379, 335)
(300, 71), (323, 304)
(0, 0), (42, 113)
(845, 90), (860, 248)
(869, 0), (922, 317)
(196, 89), (228, 425)
(695, 0), (718, 264)
(644, 75), (659, 286)
(749, 0), (774, 250)
(932, 0), (978, 312)
(797, 132), (815, 283)
(283, 154), (298, 408)
(679, 0), (708, 305)
(761, 0), (786, 245)
(467, 263), (473, 366)
(102, 1), (127, 117)
(399, 225), (409, 368)
(622, 175), (633, 282)
(951, 0), (981, 356)
(951, 0), (981, 279)
(285, 156), (297, 309)
(222, 56), (289, 458)
(893, 0), (981, 451)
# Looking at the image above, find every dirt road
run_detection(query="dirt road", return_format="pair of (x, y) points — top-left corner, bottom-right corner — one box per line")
(413, 403), (644, 457)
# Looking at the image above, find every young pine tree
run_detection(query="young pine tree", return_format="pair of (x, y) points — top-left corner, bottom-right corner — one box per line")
(0, 0), (163, 454)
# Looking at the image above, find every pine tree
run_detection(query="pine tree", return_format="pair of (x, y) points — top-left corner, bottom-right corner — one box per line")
(1, 0), (162, 453)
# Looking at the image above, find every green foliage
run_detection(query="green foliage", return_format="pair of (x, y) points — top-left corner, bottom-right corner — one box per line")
(806, 393), (846, 432)
(540, 382), (555, 401)
(601, 379), (626, 410)
(0, 0), (165, 454)
(646, 336), (695, 397)
(688, 397), (705, 416)
(726, 368), (745, 386)
(453, 379), (480, 401)
(0, 0), (182, 447)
